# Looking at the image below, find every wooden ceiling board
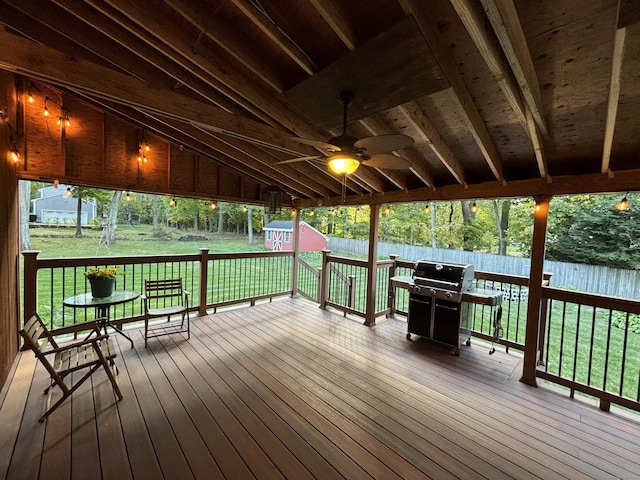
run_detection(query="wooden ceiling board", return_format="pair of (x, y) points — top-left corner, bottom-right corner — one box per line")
(283, 17), (450, 131)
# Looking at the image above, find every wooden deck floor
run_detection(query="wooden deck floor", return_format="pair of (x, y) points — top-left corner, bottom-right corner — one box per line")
(1, 297), (640, 479)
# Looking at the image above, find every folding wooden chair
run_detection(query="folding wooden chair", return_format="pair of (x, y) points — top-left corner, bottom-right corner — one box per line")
(19, 312), (123, 422)
(142, 278), (190, 347)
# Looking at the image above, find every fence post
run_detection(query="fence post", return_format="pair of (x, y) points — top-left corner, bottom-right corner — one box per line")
(319, 249), (330, 309)
(22, 250), (40, 325)
(199, 248), (209, 317)
(291, 208), (300, 297)
(388, 254), (399, 317)
(347, 274), (356, 310)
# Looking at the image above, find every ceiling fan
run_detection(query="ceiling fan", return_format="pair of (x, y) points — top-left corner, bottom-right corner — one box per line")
(277, 92), (414, 175)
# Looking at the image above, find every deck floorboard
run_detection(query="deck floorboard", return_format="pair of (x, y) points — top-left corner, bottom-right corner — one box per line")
(1, 297), (640, 479)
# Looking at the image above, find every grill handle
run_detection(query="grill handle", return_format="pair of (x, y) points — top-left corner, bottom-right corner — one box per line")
(412, 277), (461, 289)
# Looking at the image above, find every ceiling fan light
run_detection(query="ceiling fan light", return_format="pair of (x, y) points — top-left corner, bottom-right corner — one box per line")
(327, 154), (360, 175)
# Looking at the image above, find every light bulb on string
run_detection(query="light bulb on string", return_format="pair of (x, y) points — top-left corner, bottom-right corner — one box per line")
(616, 193), (629, 211)
(384, 205), (391, 216)
(65, 186), (72, 197)
(43, 97), (49, 118)
(125, 191), (131, 202)
(424, 204), (430, 214)
(209, 201), (217, 210)
(470, 200), (478, 213)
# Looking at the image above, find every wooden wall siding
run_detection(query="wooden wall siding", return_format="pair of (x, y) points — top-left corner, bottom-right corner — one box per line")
(0, 71), (20, 390)
(18, 83), (264, 203)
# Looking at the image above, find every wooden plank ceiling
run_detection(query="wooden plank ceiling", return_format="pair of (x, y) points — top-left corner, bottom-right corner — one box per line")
(1, 0), (639, 207)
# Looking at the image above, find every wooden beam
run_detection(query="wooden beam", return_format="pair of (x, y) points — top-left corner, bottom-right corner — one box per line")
(398, 101), (467, 185)
(52, 0), (254, 117)
(526, 105), (548, 178)
(0, 29), (319, 157)
(400, 0), (505, 182)
(94, 0), (324, 138)
(601, 27), (626, 174)
(230, 0), (317, 75)
(308, 0), (356, 50)
(294, 167), (640, 207)
(448, 0), (528, 131)
(480, 0), (548, 135)
(162, 0), (285, 93)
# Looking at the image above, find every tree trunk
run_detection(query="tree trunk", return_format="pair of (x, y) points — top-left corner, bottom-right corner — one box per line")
(430, 201), (436, 249)
(217, 206), (223, 234)
(247, 207), (253, 245)
(19, 180), (31, 250)
(105, 191), (121, 245)
(194, 212), (199, 233)
(151, 196), (158, 236)
(500, 200), (510, 255)
(493, 200), (504, 255)
(75, 195), (83, 237)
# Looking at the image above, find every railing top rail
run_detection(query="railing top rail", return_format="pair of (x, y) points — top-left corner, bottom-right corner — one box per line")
(326, 254), (368, 268)
(206, 251), (294, 260)
(33, 253), (201, 268)
(542, 285), (640, 314)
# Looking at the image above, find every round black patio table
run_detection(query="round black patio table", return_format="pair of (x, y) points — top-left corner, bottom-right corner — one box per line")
(63, 290), (140, 348)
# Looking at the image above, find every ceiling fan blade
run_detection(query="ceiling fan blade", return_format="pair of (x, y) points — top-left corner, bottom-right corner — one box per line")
(362, 153), (410, 170)
(275, 155), (323, 165)
(354, 134), (414, 155)
(289, 136), (340, 152)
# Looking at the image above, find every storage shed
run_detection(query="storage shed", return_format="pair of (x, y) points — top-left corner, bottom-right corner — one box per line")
(263, 220), (327, 252)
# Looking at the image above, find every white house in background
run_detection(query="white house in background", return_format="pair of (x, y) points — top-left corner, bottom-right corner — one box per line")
(31, 184), (97, 225)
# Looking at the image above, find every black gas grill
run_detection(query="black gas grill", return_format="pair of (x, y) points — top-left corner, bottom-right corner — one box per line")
(405, 260), (502, 355)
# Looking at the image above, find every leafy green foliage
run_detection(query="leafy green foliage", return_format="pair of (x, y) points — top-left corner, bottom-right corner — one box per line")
(547, 194), (640, 269)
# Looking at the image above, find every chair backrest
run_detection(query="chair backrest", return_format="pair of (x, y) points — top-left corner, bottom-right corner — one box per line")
(20, 312), (58, 356)
(144, 278), (185, 305)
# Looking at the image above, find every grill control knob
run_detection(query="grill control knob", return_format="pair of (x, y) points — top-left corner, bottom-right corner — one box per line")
(445, 292), (452, 299)
(429, 289), (436, 296)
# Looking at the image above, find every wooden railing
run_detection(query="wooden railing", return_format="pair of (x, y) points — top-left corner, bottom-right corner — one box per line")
(22, 249), (294, 336)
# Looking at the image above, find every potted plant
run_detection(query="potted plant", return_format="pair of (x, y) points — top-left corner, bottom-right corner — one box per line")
(84, 266), (122, 298)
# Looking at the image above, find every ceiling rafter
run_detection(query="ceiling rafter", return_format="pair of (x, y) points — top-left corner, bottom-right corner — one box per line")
(308, 0), (356, 50)
(397, 101), (467, 185)
(162, 0), (286, 93)
(479, 0), (547, 135)
(52, 0), (254, 117)
(601, 26), (626, 174)
(95, 0), (320, 136)
(399, 0), (505, 183)
(447, 0), (548, 178)
(230, 0), (317, 75)
(0, 29), (321, 157)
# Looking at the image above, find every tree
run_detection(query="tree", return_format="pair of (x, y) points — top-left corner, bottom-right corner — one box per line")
(103, 190), (122, 245)
(493, 199), (510, 255)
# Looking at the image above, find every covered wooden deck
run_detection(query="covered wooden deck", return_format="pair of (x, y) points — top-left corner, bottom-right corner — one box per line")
(1, 298), (639, 479)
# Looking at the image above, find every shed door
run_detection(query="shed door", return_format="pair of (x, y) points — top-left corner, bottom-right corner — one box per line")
(272, 231), (283, 251)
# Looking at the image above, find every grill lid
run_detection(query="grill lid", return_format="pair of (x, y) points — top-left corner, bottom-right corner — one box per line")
(412, 260), (474, 292)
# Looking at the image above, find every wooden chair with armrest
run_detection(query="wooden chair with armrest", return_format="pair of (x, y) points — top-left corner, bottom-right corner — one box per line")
(19, 312), (123, 422)
(142, 278), (190, 347)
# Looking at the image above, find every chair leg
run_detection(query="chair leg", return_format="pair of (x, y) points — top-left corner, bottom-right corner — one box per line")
(101, 360), (123, 402)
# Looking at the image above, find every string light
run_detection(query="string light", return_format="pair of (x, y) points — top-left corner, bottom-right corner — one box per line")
(470, 200), (478, 213)
(65, 186), (72, 197)
(209, 201), (217, 210)
(616, 193), (629, 211)
(125, 191), (131, 202)
(169, 197), (176, 207)
(384, 205), (391, 216)
(8, 134), (20, 163)
(329, 208), (336, 216)
(43, 97), (49, 118)
(424, 204), (430, 214)
(242, 205), (247, 213)
(308, 209), (315, 216)
(28, 84), (34, 104)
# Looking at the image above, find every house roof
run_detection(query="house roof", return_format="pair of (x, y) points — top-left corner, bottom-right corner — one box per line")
(264, 220), (326, 238)
(2, 1), (640, 207)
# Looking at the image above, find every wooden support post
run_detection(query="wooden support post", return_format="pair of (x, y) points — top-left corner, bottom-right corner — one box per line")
(364, 204), (380, 326)
(22, 250), (40, 325)
(319, 249), (330, 310)
(520, 196), (551, 386)
(388, 254), (400, 317)
(291, 208), (300, 297)
(198, 248), (209, 317)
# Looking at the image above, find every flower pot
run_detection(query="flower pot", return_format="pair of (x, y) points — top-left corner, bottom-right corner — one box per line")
(89, 277), (115, 298)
